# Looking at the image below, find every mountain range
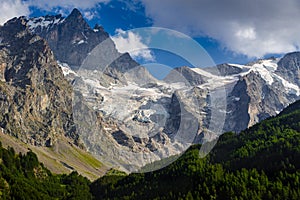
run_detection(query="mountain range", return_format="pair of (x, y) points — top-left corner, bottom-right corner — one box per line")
(0, 8), (300, 173)
(0, 80), (299, 199)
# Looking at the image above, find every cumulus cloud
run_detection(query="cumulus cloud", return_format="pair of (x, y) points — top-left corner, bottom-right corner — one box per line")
(26, 0), (110, 21)
(83, 11), (97, 20)
(27, 0), (109, 11)
(141, 0), (300, 58)
(111, 28), (155, 61)
(0, 0), (110, 25)
(0, 0), (30, 25)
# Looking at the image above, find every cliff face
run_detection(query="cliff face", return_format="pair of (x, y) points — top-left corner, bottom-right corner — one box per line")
(28, 8), (109, 70)
(276, 52), (300, 86)
(0, 17), (77, 147)
(224, 57), (299, 132)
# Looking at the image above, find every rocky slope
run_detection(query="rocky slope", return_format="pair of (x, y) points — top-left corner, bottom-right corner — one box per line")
(223, 58), (299, 131)
(27, 8), (108, 70)
(0, 13), (109, 178)
(0, 16), (78, 147)
(27, 8), (149, 85)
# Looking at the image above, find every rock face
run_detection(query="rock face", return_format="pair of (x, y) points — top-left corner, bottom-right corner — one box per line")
(27, 8), (109, 69)
(224, 77), (251, 132)
(27, 9), (157, 86)
(276, 52), (300, 86)
(204, 63), (244, 76)
(1, 9), (300, 172)
(0, 17), (77, 146)
(225, 58), (299, 131)
(27, 8), (145, 82)
(164, 66), (208, 86)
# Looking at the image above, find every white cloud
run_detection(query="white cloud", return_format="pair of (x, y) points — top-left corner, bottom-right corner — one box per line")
(83, 11), (97, 20)
(141, 0), (300, 58)
(26, 0), (110, 21)
(0, 0), (30, 25)
(27, 0), (109, 10)
(0, 0), (110, 25)
(111, 28), (155, 62)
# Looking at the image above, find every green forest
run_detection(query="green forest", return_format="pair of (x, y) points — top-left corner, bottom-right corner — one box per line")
(1, 100), (300, 199)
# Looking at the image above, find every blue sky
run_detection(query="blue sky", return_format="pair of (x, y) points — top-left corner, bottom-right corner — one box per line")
(2, 0), (300, 69)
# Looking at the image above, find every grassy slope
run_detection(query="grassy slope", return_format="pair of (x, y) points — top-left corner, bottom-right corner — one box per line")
(0, 132), (109, 181)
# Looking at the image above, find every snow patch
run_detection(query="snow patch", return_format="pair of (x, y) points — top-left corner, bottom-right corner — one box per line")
(227, 63), (247, 69)
(191, 67), (239, 89)
(273, 74), (300, 95)
(57, 61), (76, 76)
(229, 59), (279, 86)
(252, 65), (274, 85)
(27, 16), (64, 32)
(81, 32), (88, 40)
(191, 67), (219, 78)
(77, 40), (86, 45)
(249, 59), (279, 85)
(203, 58), (300, 97)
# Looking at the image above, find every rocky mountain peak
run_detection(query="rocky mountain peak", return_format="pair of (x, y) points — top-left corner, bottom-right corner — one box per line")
(64, 8), (90, 31)
(164, 66), (208, 86)
(204, 63), (244, 76)
(68, 8), (83, 18)
(93, 24), (105, 32)
(276, 51), (300, 86)
(0, 16), (77, 147)
(1, 17), (28, 42)
(27, 9), (110, 70)
(29, 9), (153, 86)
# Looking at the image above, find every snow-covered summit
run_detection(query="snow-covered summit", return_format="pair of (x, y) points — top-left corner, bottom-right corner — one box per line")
(190, 57), (299, 95)
(27, 15), (65, 32)
(228, 58), (300, 95)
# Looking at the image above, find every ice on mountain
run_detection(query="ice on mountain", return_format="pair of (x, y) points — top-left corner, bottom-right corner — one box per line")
(249, 59), (280, 85)
(77, 40), (86, 45)
(57, 61), (77, 76)
(27, 16), (64, 32)
(252, 65), (274, 85)
(81, 32), (88, 40)
(272, 73), (300, 95)
(228, 63), (246, 69)
(234, 97), (240, 101)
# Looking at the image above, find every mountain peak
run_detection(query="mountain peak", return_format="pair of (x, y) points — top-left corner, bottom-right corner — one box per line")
(64, 8), (89, 30)
(69, 8), (83, 18)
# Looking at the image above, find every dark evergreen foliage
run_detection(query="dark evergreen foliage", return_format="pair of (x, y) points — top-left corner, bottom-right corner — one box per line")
(0, 143), (92, 200)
